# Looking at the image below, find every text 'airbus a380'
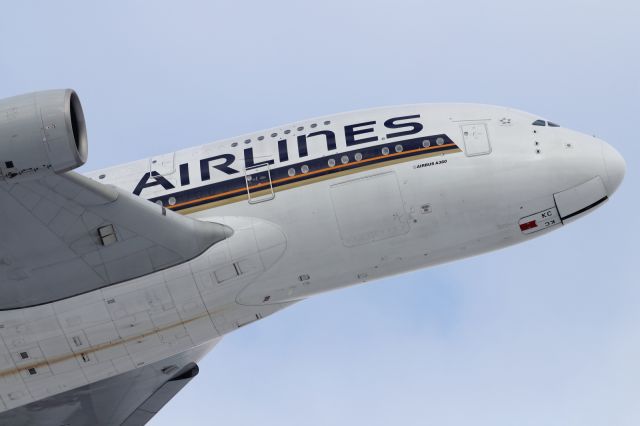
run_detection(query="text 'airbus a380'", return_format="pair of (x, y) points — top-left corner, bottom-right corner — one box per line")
(0, 90), (625, 425)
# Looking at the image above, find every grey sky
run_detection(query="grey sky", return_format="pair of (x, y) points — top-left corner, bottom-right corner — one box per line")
(1, 1), (638, 425)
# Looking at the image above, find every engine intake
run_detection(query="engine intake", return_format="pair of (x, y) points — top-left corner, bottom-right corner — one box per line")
(0, 89), (88, 181)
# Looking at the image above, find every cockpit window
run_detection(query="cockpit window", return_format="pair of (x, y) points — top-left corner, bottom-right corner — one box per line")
(532, 119), (561, 127)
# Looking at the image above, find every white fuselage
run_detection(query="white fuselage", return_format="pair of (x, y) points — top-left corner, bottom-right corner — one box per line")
(0, 104), (624, 410)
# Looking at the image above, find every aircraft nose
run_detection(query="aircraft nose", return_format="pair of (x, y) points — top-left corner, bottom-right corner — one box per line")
(601, 141), (626, 195)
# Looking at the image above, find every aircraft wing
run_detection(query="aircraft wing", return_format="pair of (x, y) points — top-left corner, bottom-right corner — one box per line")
(0, 339), (218, 426)
(0, 171), (231, 309)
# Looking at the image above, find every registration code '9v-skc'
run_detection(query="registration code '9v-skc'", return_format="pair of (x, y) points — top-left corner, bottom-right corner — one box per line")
(519, 207), (561, 234)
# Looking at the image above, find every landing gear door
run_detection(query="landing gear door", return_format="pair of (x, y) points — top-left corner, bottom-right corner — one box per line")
(553, 176), (607, 223)
(461, 123), (491, 156)
(245, 163), (275, 204)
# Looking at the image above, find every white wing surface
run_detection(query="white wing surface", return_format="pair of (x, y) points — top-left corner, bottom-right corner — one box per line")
(0, 171), (231, 309)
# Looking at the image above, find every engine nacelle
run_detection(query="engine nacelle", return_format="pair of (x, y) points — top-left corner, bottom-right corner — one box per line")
(0, 89), (87, 181)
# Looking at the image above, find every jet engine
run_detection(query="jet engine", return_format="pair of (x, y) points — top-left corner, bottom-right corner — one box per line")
(0, 89), (87, 181)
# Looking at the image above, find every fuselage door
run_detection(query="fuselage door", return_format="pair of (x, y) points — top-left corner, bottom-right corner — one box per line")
(461, 123), (491, 156)
(245, 163), (275, 203)
(150, 152), (176, 176)
(145, 152), (177, 196)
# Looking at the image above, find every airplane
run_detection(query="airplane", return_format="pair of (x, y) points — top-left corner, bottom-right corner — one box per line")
(0, 89), (625, 425)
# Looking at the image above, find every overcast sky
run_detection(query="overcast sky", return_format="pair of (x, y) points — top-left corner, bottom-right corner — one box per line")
(1, 1), (638, 425)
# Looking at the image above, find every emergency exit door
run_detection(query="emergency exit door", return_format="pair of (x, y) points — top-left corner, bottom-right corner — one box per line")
(245, 163), (275, 203)
(461, 123), (491, 156)
(149, 152), (176, 175)
(148, 152), (177, 190)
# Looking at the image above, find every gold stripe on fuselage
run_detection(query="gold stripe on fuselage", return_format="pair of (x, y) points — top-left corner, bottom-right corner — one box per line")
(174, 144), (462, 214)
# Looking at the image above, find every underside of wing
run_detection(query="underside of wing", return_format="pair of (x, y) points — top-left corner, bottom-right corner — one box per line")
(0, 172), (231, 309)
(0, 89), (231, 309)
(0, 340), (218, 426)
